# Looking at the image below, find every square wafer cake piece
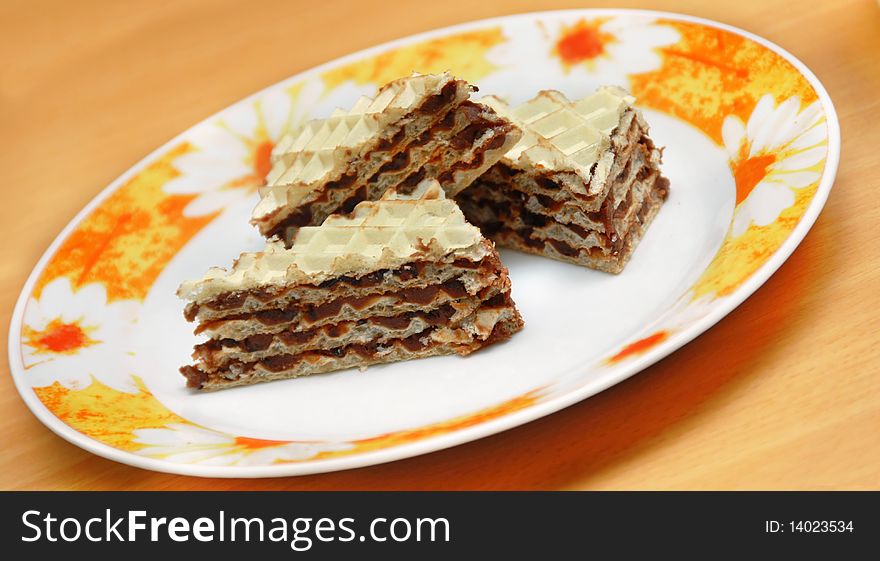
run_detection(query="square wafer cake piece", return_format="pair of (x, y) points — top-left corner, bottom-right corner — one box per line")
(179, 179), (523, 391)
(455, 86), (670, 274)
(253, 72), (522, 244)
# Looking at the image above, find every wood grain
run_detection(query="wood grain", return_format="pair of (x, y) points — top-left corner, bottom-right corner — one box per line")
(1, 0), (878, 490)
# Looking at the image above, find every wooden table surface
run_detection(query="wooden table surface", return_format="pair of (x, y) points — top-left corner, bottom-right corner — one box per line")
(1, 0), (878, 490)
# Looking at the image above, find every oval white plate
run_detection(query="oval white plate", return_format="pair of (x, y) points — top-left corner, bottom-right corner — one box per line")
(8, 9), (839, 477)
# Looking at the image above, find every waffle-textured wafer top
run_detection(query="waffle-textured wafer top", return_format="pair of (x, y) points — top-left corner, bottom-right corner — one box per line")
(180, 179), (487, 301)
(253, 72), (456, 223)
(480, 86), (635, 190)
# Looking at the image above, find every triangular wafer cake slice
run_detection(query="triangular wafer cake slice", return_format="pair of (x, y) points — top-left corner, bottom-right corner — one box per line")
(252, 72), (522, 244)
(179, 179), (523, 391)
(455, 86), (670, 274)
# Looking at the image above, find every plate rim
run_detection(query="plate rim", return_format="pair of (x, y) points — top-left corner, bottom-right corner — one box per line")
(7, 8), (841, 478)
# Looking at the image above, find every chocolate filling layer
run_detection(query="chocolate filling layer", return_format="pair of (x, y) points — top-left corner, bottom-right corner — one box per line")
(417, 81), (459, 114)
(187, 260), (475, 320)
(437, 125), (511, 185)
(193, 304), (461, 370)
(501, 178), (667, 260)
(193, 277), (473, 334)
(190, 329), (438, 386)
(181, 297), (518, 389)
(459, 164), (667, 259)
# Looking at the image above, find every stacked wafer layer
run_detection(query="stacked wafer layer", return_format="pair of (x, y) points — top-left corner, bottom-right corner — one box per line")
(179, 180), (523, 391)
(455, 87), (669, 273)
(253, 72), (521, 244)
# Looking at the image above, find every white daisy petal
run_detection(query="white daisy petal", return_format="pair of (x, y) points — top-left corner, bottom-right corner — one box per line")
(789, 101), (824, 135)
(164, 151), (252, 195)
(161, 448), (238, 464)
(613, 22), (680, 50)
(23, 297), (48, 331)
(722, 116), (746, 156)
(297, 78), (329, 115)
(749, 98), (793, 155)
(130, 422), (354, 466)
(773, 145), (827, 171)
(162, 175), (216, 196)
(183, 189), (251, 218)
(174, 139), (249, 170)
(170, 423), (235, 444)
(26, 359), (66, 387)
(746, 95), (776, 150)
(755, 97), (800, 153)
(219, 103), (261, 140)
(134, 423), (228, 446)
(63, 282), (107, 324)
(749, 182), (796, 226)
(174, 147), (251, 175)
(133, 428), (189, 446)
(39, 277), (74, 321)
(770, 170), (820, 188)
(730, 208), (752, 238)
(197, 452), (245, 466)
(179, 126), (250, 165)
(132, 445), (189, 456)
(264, 445), (323, 462)
(174, 158), (252, 184)
(239, 449), (285, 465)
(261, 87), (297, 141)
(786, 122), (827, 151)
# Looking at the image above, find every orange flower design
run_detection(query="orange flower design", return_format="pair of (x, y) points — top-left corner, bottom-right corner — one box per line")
(733, 152), (777, 205)
(554, 18), (616, 70)
(32, 142), (216, 303)
(215, 113), (275, 192)
(24, 318), (99, 355)
(607, 331), (670, 364)
(133, 423), (352, 465)
(315, 388), (546, 460)
(630, 19), (820, 145)
(163, 90), (306, 217)
(321, 28), (505, 89)
(603, 291), (722, 365)
(722, 94), (826, 236)
(233, 435), (292, 450)
(22, 277), (141, 392)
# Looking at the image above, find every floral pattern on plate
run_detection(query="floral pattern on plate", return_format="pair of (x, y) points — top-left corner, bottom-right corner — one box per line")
(9, 11), (837, 475)
(22, 278), (140, 393)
